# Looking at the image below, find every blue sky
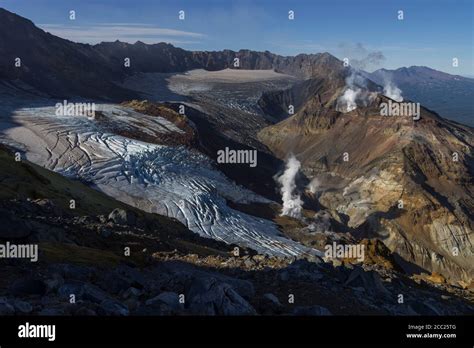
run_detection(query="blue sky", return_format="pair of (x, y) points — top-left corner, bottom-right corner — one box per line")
(2, 0), (473, 75)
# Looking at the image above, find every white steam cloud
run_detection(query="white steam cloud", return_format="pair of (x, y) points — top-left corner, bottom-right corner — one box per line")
(380, 73), (403, 102)
(336, 43), (384, 113)
(307, 177), (321, 194)
(338, 88), (359, 113)
(336, 70), (377, 113)
(383, 82), (403, 102)
(276, 155), (303, 219)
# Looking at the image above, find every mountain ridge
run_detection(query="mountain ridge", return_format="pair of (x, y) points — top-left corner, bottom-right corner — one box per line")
(366, 66), (474, 126)
(0, 8), (346, 100)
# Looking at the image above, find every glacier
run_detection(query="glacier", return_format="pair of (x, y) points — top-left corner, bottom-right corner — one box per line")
(0, 97), (317, 257)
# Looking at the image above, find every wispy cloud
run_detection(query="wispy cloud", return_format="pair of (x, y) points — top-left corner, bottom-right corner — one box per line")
(38, 23), (206, 45)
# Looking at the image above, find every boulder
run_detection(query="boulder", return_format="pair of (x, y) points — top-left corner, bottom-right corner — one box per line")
(108, 208), (137, 226)
(115, 264), (146, 289)
(146, 292), (179, 307)
(13, 300), (33, 314)
(99, 271), (132, 294)
(259, 293), (283, 314)
(187, 278), (256, 315)
(263, 293), (281, 305)
(45, 273), (65, 293)
(99, 299), (129, 316)
(286, 259), (325, 281)
(82, 283), (110, 304)
(58, 281), (85, 298)
(33, 199), (62, 217)
(345, 267), (391, 296)
(122, 287), (142, 300)
(0, 297), (15, 315)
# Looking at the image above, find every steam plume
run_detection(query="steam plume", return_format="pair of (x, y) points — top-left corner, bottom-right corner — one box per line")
(276, 155), (303, 219)
(336, 69), (377, 113)
(379, 72), (403, 102)
(307, 177), (321, 194)
(336, 43), (383, 113)
(383, 82), (403, 102)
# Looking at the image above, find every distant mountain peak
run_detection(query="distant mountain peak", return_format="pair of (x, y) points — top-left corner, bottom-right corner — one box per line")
(366, 65), (474, 126)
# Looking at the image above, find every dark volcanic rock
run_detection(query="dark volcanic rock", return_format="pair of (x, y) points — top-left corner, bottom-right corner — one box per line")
(82, 283), (110, 304)
(9, 278), (47, 296)
(13, 299), (33, 314)
(114, 264), (146, 289)
(48, 264), (96, 282)
(58, 281), (85, 298)
(0, 297), (15, 315)
(108, 208), (137, 226)
(98, 299), (129, 316)
(98, 271), (133, 295)
(145, 291), (183, 312)
(186, 277), (256, 315)
(0, 208), (34, 238)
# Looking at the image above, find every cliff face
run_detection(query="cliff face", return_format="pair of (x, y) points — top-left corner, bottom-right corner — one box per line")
(93, 42), (345, 80)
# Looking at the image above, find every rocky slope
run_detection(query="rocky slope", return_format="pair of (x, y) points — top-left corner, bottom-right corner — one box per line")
(258, 67), (474, 285)
(0, 9), (133, 100)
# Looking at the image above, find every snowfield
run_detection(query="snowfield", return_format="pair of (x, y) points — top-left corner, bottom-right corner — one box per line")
(0, 91), (317, 257)
(123, 69), (298, 120)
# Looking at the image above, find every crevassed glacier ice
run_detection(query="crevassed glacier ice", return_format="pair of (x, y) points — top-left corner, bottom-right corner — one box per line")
(0, 102), (318, 257)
